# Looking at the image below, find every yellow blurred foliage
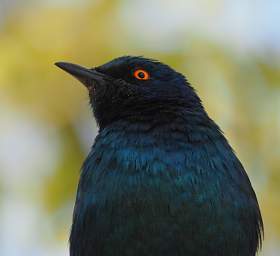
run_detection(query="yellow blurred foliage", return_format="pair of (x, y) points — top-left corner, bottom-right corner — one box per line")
(0, 1), (279, 254)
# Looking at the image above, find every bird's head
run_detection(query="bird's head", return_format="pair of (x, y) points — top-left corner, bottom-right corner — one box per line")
(56, 56), (203, 129)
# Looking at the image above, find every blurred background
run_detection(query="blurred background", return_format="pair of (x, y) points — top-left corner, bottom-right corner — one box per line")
(0, 0), (279, 255)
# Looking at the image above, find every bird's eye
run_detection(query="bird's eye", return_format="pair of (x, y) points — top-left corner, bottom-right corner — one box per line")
(133, 69), (150, 80)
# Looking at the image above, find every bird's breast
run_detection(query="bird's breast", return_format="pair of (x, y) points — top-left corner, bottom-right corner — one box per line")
(71, 127), (260, 256)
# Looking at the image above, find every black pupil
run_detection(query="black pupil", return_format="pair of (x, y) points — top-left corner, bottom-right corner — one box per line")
(138, 71), (145, 78)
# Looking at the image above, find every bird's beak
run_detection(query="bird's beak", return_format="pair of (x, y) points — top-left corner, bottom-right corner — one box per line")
(55, 62), (106, 89)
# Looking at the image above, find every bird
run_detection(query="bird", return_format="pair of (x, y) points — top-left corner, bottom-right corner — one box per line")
(55, 56), (263, 256)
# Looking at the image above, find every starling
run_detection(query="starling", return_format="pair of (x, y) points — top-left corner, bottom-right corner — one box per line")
(56, 56), (263, 256)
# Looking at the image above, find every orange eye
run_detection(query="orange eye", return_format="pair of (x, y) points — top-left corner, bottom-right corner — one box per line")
(133, 69), (150, 80)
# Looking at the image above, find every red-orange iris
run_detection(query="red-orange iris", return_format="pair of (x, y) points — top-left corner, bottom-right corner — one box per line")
(133, 69), (150, 80)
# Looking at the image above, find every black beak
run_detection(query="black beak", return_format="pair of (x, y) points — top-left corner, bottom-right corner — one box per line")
(55, 62), (105, 88)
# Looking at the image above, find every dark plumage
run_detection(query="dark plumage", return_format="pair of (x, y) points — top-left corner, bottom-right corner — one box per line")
(55, 56), (263, 256)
